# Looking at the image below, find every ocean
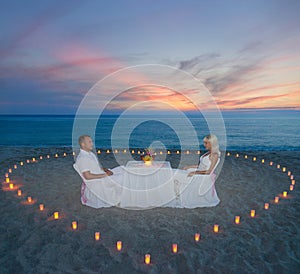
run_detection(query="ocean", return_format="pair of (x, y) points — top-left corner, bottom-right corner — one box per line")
(0, 110), (299, 151)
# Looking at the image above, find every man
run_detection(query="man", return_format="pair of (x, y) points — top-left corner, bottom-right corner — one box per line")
(76, 135), (113, 180)
(74, 135), (124, 208)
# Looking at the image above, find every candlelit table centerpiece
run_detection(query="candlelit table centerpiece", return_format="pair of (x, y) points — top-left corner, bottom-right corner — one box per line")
(140, 147), (155, 166)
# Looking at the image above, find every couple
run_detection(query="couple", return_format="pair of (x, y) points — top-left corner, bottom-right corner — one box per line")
(74, 134), (221, 209)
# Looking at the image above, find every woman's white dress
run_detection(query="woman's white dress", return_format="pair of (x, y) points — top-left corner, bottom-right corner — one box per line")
(172, 153), (220, 208)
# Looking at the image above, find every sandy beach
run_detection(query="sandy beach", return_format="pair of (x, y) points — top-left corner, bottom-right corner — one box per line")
(0, 147), (299, 273)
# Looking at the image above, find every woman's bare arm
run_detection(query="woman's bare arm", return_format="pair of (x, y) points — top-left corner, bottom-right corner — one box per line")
(82, 171), (109, 180)
(188, 153), (218, 176)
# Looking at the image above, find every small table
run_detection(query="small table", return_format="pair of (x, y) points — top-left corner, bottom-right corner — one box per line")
(119, 161), (176, 208)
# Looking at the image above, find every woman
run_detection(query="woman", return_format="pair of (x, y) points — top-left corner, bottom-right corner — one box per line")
(172, 134), (221, 208)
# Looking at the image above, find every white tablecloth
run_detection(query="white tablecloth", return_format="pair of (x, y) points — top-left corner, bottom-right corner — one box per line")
(119, 161), (176, 208)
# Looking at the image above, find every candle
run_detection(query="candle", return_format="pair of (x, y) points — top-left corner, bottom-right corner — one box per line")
(17, 189), (22, 196)
(63, 153), (66, 157)
(282, 167), (286, 172)
(287, 171), (291, 176)
(116, 241), (122, 251)
(235, 216), (240, 224)
(177, 151), (180, 154)
(32, 158), (36, 162)
(20, 162), (24, 166)
(290, 185), (294, 191)
(172, 243), (178, 253)
(39, 204), (44, 211)
(8, 168), (12, 173)
(138, 150), (141, 154)
(283, 191), (287, 197)
(160, 151), (163, 155)
(277, 164), (280, 169)
(213, 224), (219, 233)
(47, 155), (50, 158)
(290, 175), (294, 180)
(95, 232), (100, 241)
(9, 183), (14, 189)
(26, 160), (30, 163)
(186, 150), (190, 154)
(274, 196), (279, 203)
(144, 161), (152, 166)
(14, 165), (17, 169)
(123, 149), (127, 153)
(291, 180), (295, 185)
(261, 159), (265, 163)
(106, 149), (110, 153)
(264, 203), (269, 210)
(6, 177), (10, 183)
(72, 152), (76, 156)
(167, 151), (170, 154)
(55, 154), (58, 158)
(5, 173), (8, 178)
(72, 221), (77, 230)
(250, 210), (255, 218)
(54, 212), (59, 219)
(270, 161), (273, 166)
(236, 153), (239, 157)
(27, 196), (32, 203)
(245, 155), (248, 159)
(226, 152), (230, 156)
(253, 157), (256, 161)
(145, 254), (151, 264)
(114, 149), (118, 153)
(194, 233), (200, 242)
(39, 156), (43, 160)
(197, 150), (200, 154)
(131, 150), (135, 154)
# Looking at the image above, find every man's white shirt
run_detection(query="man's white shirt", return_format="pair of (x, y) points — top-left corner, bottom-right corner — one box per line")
(75, 149), (106, 175)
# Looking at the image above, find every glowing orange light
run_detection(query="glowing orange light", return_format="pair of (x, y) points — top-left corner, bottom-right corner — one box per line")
(194, 233), (200, 242)
(282, 167), (286, 172)
(5, 177), (10, 183)
(32, 158), (36, 162)
(290, 175), (294, 180)
(72, 221), (77, 230)
(287, 171), (291, 176)
(172, 243), (178, 253)
(63, 153), (66, 157)
(290, 185), (294, 191)
(55, 154), (58, 158)
(236, 153), (239, 157)
(5, 173), (8, 178)
(106, 149), (110, 153)
(26, 160), (30, 163)
(283, 191), (287, 198)
(27, 196), (32, 203)
(269, 161), (273, 166)
(9, 183), (14, 189)
(95, 232), (100, 241)
(235, 216), (240, 224)
(244, 155), (248, 159)
(54, 212), (59, 219)
(227, 152), (230, 156)
(264, 203), (269, 210)
(138, 150), (141, 154)
(274, 196), (279, 203)
(197, 150), (200, 155)
(17, 189), (22, 196)
(39, 204), (44, 211)
(214, 224), (219, 233)
(8, 168), (12, 173)
(116, 241), (122, 251)
(250, 210), (255, 218)
(253, 157), (256, 161)
(14, 165), (17, 169)
(291, 180), (295, 185)
(145, 254), (151, 264)
(177, 151), (180, 154)
(277, 164), (280, 169)
(39, 156), (43, 160)
(131, 150), (135, 154)
(167, 151), (171, 154)
(20, 162), (24, 166)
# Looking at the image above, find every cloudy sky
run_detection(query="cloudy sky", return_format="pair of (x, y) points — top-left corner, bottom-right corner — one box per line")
(0, 0), (299, 114)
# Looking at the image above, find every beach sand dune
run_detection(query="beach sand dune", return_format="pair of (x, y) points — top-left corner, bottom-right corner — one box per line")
(0, 148), (299, 273)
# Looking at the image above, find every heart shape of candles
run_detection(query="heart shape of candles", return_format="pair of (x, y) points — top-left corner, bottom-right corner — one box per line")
(2, 150), (296, 264)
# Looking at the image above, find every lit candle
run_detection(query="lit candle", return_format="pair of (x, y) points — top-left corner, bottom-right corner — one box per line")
(39, 204), (44, 211)
(236, 153), (239, 157)
(194, 233), (200, 242)
(287, 171), (291, 176)
(159, 151), (163, 155)
(282, 167), (286, 172)
(283, 191), (287, 198)
(197, 150), (200, 154)
(144, 161), (152, 166)
(55, 154), (58, 158)
(172, 243), (178, 253)
(17, 189), (22, 196)
(290, 175), (294, 180)
(72, 221), (77, 230)
(226, 152), (230, 156)
(138, 150), (141, 154)
(277, 164), (280, 169)
(253, 157), (256, 161)
(8, 168), (12, 173)
(250, 210), (255, 218)
(26, 160), (30, 163)
(186, 150), (190, 154)
(95, 232), (100, 241)
(32, 158), (36, 162)
(274, 196), (279, 203)
(235, 216), (240, 224)
(261, 159), (264, 163)
(291, 180), (295, 185)
(5, 177), (10, 183)
(123, 149), (127, 153)
(177, 151), (180, 154)
(290, 185), (294, 191)
(167, 151), (170, 154)
(27, 196), (32, 203)
(114, 149), (118, 153)
(20, 162), (24, 166)
(106, 149), (110, 153)
(214, 224), (219, 233)
(63, 153), (66, 157)
(116, 241), (122, 251)
(54, 211), (59, 219)
(9, 183), (14, 189)
(245, 155), (248, 159)
(47, 155), (50, 158)
(145, 254), (151, 264)
(39, 156), (43, 160)
(72, 152), (76, 156)
(264, 203), (269, 210)
(5, 173), (8, 177)
(131, 150), (135, 154)
(14, 165), (17, 169)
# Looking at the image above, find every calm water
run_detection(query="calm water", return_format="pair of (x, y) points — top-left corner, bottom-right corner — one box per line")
(0, 110), (299, 151)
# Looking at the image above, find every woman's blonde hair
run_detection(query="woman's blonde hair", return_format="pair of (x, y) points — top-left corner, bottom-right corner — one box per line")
(203, 134), (220, 156)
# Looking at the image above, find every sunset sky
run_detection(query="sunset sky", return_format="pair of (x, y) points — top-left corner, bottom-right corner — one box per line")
(0, 0), (299, 114)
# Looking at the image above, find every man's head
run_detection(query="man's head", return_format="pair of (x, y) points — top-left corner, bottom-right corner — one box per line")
(78, 135), (93, 151)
